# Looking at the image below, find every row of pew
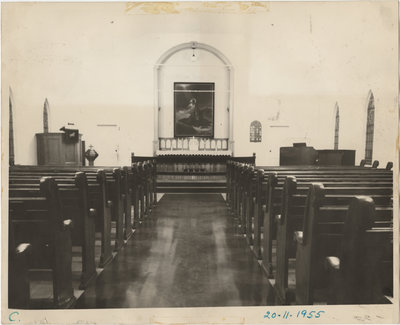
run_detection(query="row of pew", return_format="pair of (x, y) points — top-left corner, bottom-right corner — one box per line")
(226, 160), (393, 305)
(8, 161), (157, 309)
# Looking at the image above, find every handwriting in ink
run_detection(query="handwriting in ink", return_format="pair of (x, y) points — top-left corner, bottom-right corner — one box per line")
(9, 311), (19, 322)
(264, 310), (325, 319)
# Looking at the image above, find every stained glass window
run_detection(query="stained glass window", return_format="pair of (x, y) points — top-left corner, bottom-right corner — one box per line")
(250, 120), (262, 142)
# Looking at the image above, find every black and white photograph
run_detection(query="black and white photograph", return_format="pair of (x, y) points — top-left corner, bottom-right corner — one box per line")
(1, 1), (399, 324)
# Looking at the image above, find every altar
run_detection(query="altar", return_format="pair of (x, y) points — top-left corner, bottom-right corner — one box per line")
(132, 151), (255, 193)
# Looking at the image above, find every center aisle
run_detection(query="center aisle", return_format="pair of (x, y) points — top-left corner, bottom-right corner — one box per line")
(75, 194), (273, 308)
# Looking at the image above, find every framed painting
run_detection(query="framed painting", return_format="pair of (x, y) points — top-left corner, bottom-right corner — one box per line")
(174, 82), (215, 137)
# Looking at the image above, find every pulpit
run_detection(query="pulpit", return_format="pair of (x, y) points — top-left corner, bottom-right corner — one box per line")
(36, 133), (83, 166)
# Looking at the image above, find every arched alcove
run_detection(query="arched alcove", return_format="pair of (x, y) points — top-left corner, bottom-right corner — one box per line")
(153, 42), (234, 155)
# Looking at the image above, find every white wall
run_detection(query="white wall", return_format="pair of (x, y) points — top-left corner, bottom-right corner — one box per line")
(2, 1), (398, 167)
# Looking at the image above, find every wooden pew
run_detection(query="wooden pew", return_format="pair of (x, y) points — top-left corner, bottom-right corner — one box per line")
(9, 177), (76, 308)
(274, 176), (392, 304)
(122, 161), (156, 228)
(122, 166), (133, 240)
(143, 162), (153, 214)
(235, 164), (247, 232)
(10, 164), (140, 248)
(75, 169), (122, 251)
(9, 162), (157, 283)
(137, 162), (147, 220)
(129, 164), (141, 228)
(9, 222), (31, 309)
(227, 156), (256, 208)
(256, 168), (392, 277)
(105, 168), (124, 251)
(227, 162), (267, 260)
(10, 168), (114, 268)
(227, 161), (237, 213)
(244, 166), (257, 246)
(227, 162), (392, 282)
(256, 162), (392, 171)
(9, 172), (99, 287)
(226, 162), (393, 303)
(226, 161), (392, 218)
(252, 169), (266, 260)
(226, 161), (233, 207)
(64, 166), (136, 236)
(324, 196), (393, 304)
(76, 169), (115, 266)
(230, 162), (241, 216)
(149, 160), (157, 207)
(294, 184), (392, 305)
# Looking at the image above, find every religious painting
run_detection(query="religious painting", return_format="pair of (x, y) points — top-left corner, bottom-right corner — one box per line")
(174, 82), (214, 137)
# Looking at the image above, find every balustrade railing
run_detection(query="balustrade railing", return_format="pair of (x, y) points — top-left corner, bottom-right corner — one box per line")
(159, 137), (229, 151)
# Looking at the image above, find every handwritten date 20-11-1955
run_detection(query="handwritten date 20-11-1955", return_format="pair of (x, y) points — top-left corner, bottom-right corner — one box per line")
(264, 310), (325, 320)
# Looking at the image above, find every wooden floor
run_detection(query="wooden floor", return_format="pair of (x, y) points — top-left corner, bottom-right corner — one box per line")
(75, 193), (273, 308)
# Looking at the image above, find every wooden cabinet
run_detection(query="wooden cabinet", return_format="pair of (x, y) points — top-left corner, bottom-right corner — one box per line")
(36, 133), (83, 166)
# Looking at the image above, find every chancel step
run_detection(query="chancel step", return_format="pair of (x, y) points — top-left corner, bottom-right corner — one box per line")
(157, 180), (226, 187)
(157, 181), (227, 193)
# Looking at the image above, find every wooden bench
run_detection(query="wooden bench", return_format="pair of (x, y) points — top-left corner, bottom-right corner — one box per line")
(226, 162), (391, 252)
(295, 185), (392, 304)
(122, 166), (133, 238)
(232, 163), (247, 228)
(141, 162), (152, 216)
(227, 162), (269, 261)
(252, 168), (392, 277)
(8, 222), (31, 309)
(9, 177), (76, 308)
(226, 162), (393, 285)
(244, 166), (257, 245)
(274, 176), (392, 303)
(77, 164), (153, 242)
(143, 160), (157, 208)
(324, 198), (392, 304)
(133, 162), (149, 222)
(9, 171), (98, 289)
(10, 167), (117, 268)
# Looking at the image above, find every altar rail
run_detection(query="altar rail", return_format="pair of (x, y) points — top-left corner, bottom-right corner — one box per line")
(159, 137), (229, 151)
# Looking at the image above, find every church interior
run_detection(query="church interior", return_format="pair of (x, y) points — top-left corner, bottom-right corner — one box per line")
(2, 1), (398, 317)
